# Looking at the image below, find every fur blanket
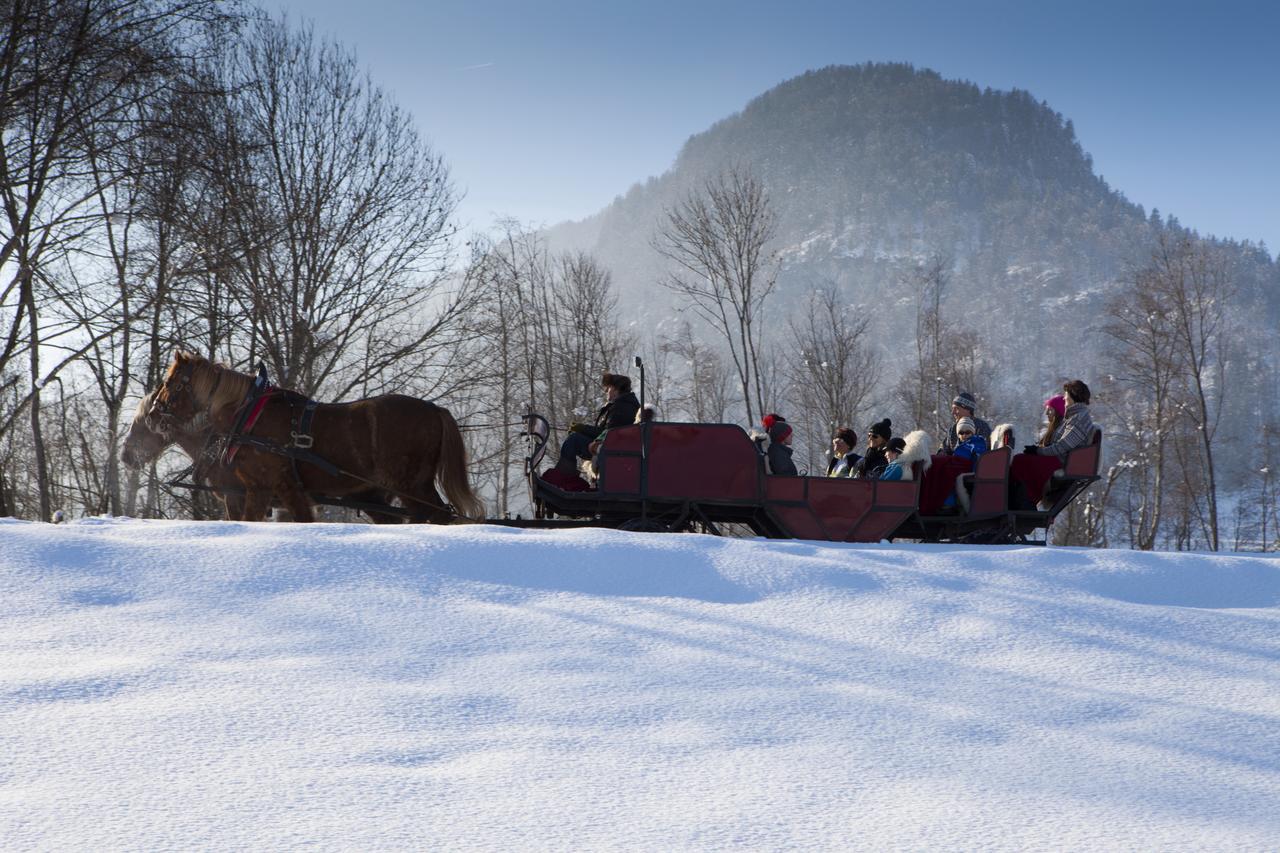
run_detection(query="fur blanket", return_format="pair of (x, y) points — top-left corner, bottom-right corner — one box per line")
(886, 429), (932, 481)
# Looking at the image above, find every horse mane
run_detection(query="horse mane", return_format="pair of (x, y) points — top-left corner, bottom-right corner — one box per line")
(178, 351), (254, 412)
(132, 389), (155, 420)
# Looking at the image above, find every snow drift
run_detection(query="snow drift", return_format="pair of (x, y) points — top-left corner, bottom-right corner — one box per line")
(2, 517), (1279, 849)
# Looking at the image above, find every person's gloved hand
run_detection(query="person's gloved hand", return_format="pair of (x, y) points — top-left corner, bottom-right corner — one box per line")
(1023, 445), (1039, 455)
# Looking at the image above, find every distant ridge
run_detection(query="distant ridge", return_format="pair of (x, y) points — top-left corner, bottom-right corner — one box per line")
(548, 62), (1278, 414)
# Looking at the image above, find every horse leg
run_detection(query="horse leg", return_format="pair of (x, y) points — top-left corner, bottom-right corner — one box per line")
(408, 483), (452, 524)
(348, 489), (402, 524)
(276, 481), (315, 523)
(240, 488), (272, 522)
(222, 492), (246, 520)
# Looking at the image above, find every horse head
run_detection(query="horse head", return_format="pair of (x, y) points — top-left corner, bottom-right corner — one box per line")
(121, 389), (175, 469)
(150, 350), (205, 426)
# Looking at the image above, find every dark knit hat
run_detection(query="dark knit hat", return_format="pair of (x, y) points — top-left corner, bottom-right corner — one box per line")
(886, 436), (906, 453)
(769, 421), (793, 442)
(952, 391), (977, 413)
(762, 412), (786, 432)
(835, 427), (857, 447)
(868, 418), (892, 440)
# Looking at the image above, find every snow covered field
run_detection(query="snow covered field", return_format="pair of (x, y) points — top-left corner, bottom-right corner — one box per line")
(3, 517), (1279, 850)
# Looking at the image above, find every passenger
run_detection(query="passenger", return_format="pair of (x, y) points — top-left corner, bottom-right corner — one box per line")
(879, 430), (932, 481)
(951, 418), (988, 464)
(550, 372), (640, 480)
(1038, 394), (1065, 448)
(1018, 379), (1097, 511)
(940, 418), (988, 511)
(854, 419), (892, 478)
(766, 419), (798, 476)
(940, 391), (993, 454)
(826, 427), (861, 477)
(879, 437), (907, 480)
(1024, 380), (1095, 461)
(586, 404), (658, 479)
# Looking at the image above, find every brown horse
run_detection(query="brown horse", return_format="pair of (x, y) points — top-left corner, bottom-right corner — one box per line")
(121, 389), (402, 522)
(143, 351), (482, 523)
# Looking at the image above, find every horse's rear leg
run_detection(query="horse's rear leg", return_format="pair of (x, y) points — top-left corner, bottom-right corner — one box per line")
(352, 490), (403, 524)
(408, 484), (452, 524)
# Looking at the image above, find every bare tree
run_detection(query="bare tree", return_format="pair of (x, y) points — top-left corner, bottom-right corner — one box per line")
(1, 0), (226, 518)
(465, 223), (632, 516)
(896, 255), (990, 439)
(1100, 274), (1179, 549)
(661, 320), (733, 424)
(902, 255), (949, 433)
(213, 13), (464, 398)
(1147, 235), (1233, 550)
(786, 286), (880, 468)
(653, 166), (778, 426)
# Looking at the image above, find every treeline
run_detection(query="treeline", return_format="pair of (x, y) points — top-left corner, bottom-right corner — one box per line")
(1, 1), (467, 520)
(2, 4), (1275, 552)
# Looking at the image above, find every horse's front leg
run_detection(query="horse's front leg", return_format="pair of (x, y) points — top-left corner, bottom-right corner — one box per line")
(220, 491), (246, 520)
(275, 480), (315, 523)
(240, 488), (272, 522)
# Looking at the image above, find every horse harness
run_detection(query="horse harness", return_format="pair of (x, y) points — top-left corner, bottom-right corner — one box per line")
(218, 371), (340, 482)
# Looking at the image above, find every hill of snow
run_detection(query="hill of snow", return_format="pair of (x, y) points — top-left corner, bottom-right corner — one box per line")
(3, 517), (1279, 849)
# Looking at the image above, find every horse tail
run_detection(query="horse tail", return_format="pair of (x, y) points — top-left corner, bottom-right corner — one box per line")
(435, 405), (484, 520)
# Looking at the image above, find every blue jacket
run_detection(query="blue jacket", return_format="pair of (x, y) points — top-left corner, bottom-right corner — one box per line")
(880, 460), (906, 481)
(952, 434), (988, 464)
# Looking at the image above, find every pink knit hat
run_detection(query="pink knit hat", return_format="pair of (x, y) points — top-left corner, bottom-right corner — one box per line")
(1044, 394), (1066, 419)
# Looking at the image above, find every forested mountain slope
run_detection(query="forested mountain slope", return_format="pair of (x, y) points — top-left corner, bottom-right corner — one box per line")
(549, 63), (1278, 421)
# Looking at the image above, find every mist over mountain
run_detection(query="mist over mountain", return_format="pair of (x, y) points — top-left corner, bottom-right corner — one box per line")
(548, 63), (1279, 432)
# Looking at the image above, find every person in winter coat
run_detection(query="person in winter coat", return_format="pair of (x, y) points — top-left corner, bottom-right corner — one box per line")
(1016, 379), (1097, 510)
(940, 391), (993, 453)
(855, 418), (892, 478)
(1023, 380), (1095, 462)
(762, 413), (787, 433)
(826, 427), (861, 477)
(550, 372), (641, 478)
(879, 430), (932, 482)
(951, 417), (988, 464)
(941, 418), (988, 510)
(766, 419), (798, 476)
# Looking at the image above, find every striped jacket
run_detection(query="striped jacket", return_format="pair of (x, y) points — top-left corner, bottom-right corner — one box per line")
(1044, 403), (1095, 461)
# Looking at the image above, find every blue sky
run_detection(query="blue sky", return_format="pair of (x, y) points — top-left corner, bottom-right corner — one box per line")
(282, 0), (1278, 253)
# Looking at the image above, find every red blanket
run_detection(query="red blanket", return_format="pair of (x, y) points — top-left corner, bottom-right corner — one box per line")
(1009, 454), (1063, 507)
(919, 455), (975, 515)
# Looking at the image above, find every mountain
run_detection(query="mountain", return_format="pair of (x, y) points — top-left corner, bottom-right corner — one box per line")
(548, 63), (1279, 426)
(5, 517), (1280, 846)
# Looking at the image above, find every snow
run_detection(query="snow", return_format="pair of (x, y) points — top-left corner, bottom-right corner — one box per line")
(3, 517), (1279, 849)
